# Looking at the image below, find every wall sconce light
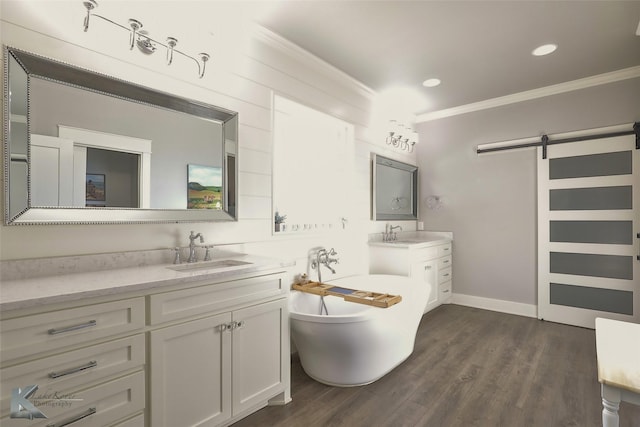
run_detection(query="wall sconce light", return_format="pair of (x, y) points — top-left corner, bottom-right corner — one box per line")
(425, 195), (444, 210)
(82, 0), (210, 79)
(386, 120), (418, 153)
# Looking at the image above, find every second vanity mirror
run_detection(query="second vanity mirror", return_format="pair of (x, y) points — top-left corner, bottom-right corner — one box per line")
(371, 154), (418, 220)
(3, 47), (238, 225)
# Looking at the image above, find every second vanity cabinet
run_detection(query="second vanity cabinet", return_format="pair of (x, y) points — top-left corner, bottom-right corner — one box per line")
(369, 240), (452, 313)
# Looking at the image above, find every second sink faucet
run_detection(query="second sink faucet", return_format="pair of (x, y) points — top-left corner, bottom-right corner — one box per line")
(383, 224), (403, 242)
(188, 230), (204, 263)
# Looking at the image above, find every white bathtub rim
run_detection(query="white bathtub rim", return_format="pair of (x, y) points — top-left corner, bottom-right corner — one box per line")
(289, 274), (427, 324)
(289, 295), (390, 323)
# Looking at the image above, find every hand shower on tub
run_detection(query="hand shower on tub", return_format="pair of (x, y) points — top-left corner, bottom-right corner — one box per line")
(311, 247), (339, 315)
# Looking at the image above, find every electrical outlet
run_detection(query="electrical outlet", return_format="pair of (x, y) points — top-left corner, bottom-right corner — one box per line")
(417, 222), (424, 230)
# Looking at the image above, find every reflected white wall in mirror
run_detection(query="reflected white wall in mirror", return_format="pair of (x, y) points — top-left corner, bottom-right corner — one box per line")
(30, 78), (219, 209)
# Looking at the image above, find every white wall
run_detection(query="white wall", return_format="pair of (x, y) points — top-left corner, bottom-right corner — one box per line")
(0, 1), (416, 281)
(416, 77), (640, 306)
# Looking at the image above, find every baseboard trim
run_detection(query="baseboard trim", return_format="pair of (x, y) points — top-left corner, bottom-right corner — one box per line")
(451, 293), (537, 318)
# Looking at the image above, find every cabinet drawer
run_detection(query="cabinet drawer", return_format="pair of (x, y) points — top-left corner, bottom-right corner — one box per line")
(439, 280), (452, 300)
(437, 243), (452, 257)
(438, 267), (452, 284)
(112, 413), (145, 427)
(0, 298), (145, 363)
(0, 370), (144, 427)
(437, 255), (452, 270)
(0, 335), (145, 418)
(149, 274), (286, 325)
(410, 246), (438, 263)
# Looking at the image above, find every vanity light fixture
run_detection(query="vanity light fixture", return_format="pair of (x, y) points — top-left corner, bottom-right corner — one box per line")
(82, 0), (210, 78)
(386, 120), (418, 153)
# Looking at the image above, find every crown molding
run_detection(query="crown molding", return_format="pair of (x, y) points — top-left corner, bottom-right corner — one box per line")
(251, 24), (376, 101)
(417, 65), (640, 123)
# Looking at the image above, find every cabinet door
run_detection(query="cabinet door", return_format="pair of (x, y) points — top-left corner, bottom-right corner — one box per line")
(414, 259), (439, 313)
(232, 299), (287, 415)
(150, 313), (232, 427)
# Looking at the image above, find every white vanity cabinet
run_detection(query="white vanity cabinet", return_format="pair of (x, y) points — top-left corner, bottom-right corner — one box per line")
(0, 263), (291, 427)
(148, 273), (290, 427)
(0, 298), (146, 427)
(369, 240), (452, 313)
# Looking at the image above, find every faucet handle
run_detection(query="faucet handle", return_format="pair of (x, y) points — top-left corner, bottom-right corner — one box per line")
(203, 245), (213, 261)
(172, 247), (182, 264)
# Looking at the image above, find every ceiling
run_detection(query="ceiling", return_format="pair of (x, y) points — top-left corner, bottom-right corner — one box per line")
(250, 1), (640, 115)
(5, 1), (640, 117)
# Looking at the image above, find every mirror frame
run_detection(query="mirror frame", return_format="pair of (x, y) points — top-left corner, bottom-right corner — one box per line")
(3, 46), (239, 225)
(371, 153), (418, 221)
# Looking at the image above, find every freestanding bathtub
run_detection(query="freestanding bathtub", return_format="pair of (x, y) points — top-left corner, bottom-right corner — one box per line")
(289, 274), (431, 386)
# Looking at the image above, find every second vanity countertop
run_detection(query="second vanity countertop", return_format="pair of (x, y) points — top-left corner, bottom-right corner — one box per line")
(368, 231), (453, 249)
(0, 252), (294, 312)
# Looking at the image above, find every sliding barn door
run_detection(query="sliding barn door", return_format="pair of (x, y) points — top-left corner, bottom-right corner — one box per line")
(538, 134), (639, 328)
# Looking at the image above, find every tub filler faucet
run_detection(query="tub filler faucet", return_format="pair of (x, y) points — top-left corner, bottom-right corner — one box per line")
(312, 247), (339, 282)
(188, 230), (204, 263)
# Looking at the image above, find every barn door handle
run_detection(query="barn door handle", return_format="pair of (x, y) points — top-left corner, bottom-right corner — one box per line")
(637, 233), (640, 261)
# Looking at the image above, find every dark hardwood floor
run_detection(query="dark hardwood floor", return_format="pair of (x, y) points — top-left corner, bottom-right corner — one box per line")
(233, 304), (640, 427)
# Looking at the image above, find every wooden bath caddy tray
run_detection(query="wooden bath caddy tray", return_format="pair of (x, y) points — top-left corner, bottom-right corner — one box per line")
(292, 281), (402, 308)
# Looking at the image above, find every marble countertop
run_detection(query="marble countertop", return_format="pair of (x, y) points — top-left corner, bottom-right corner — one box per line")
(0, 253), (294, 312)
(368, 231), (453, 249)
(595, 317), (640, 394)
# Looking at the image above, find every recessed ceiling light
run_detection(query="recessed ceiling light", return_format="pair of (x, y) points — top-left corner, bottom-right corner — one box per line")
(532, 44), (557, 56)
(422, 78), (441, 88)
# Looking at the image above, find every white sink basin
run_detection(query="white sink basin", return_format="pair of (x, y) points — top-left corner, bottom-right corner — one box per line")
(168, 259), (253, 272)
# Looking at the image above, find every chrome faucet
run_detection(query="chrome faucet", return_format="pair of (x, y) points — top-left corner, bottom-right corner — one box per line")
(383, 224), (403, 242)
(187, 230), (204, 263)
(311, 247), (339, 282)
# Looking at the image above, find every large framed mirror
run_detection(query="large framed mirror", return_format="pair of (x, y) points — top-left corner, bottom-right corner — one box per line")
(3, 46), (238, 225)
(371, 153), (418, 220)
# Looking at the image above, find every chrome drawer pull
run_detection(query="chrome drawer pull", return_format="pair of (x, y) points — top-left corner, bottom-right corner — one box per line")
(46, 407), (96, 427)
(443, 273), (450, 277)
(442, 289), (450, 293)
(48, 320), (97, 335)
(49, 361), (97, 378)
(443, 260), (450, 264)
